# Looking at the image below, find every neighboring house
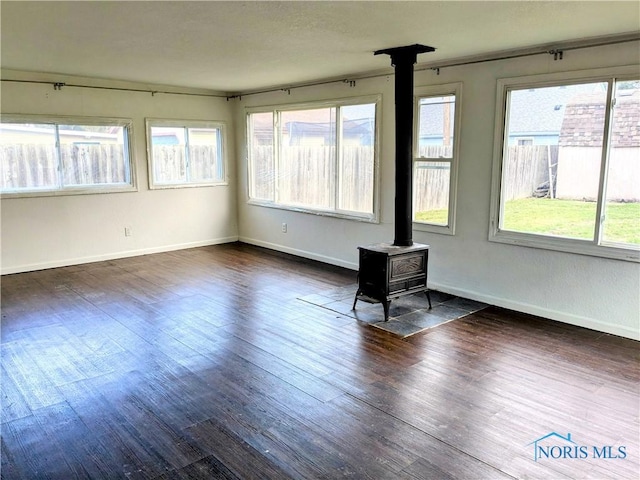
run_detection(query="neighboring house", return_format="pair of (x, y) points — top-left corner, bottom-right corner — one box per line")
(417, 85), (602, 147)
(418, 98), (455, 148)
(503, 84), (639, 202)
(417, 90), (562, 147)
(286, 117), (374, 146)
(251, 108), (375, 147)
(556, 89), (640, 201)
(0, 124), (122, 145)
(149, 127), (219, 146)
(559, 89), (640, 148)
(0, 124), (215, 147)
(508, 84), (606, 146)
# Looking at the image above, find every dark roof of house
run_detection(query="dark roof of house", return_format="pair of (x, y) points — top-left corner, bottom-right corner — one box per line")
(559, 90), (640, 147)
(507, 84), (602, 136)
(418, 99), (454, 138)
(249, 102), (436, 139)
(417, 84), (640, 147)
(251, 106), (376, 142)
(288, 118), (373, 136)
(418, 84), (603, 138)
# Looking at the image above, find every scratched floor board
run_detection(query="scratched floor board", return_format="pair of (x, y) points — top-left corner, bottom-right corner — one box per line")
(1, 242), (638, 479)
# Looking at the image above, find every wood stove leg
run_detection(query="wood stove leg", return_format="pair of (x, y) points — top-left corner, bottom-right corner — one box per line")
(383, 300), (390, 322)
(352, 290), (361, 310)
(425, 290), (432, 309)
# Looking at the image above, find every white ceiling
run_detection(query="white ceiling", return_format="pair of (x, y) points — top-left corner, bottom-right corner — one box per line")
(2, 1), (639, 94)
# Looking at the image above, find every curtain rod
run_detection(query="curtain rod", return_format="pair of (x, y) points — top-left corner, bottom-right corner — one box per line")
(2, 33), (638, 101)
(416, 32), (640, 73)
(228, 32), (640, 100)
(0, 78), (229, 98)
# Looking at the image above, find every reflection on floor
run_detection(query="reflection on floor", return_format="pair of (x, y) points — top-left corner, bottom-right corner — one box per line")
(299, 285), (488, 338)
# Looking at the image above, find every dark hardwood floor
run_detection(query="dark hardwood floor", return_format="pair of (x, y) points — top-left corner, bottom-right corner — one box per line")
(1, 242), (638, 479)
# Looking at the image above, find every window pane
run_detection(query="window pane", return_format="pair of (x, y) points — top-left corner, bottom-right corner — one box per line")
(0, 123), (58, 191)
(338, 104), (375, 213)
(413, 161), (450, 225)
(417, 95), (455, 158)
(501, 82), (607, 239)
(58, 124), (130, 187)
(602, 80), (640, 246)
(248, 112), (274, 201)
(247, 99), (379, 220)
(151, 126), (186, 184)
(279, 108), (336, 209)
(188, 127), (223, 183)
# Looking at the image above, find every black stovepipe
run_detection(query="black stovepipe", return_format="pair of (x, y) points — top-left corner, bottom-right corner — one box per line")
(374, 44), (435, 247)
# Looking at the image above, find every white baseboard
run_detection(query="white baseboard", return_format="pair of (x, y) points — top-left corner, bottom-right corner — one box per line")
(239, 236), (358, 270)
(4, 236), (636, 341)
(428, 281), (639, 341)
(1, 236), (239, 275)
(237, 238), (637, 340)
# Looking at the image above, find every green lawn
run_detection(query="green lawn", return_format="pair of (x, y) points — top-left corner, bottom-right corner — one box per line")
(503, 198), (597, 240)
(414, 209), (448, 225)
(503, 198), (640, 244)
(416, 198), (640, 245)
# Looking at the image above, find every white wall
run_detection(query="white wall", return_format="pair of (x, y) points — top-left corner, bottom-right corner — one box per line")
(235, 41), (640, 340)
(1, 74), (238, 274)
(2, 43), (638, 340)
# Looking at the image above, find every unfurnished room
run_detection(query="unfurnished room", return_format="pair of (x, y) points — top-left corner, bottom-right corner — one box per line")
(1, 1), (639, 479)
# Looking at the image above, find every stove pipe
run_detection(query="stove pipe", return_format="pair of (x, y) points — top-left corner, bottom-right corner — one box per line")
(374, 44), (435, 247)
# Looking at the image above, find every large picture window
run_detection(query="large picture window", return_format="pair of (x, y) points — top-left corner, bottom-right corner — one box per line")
(490, 68), (640, 262)
(146, 119), (227, 189)
(0, 116), (135, 196)
(247, 96), (379, 221)
(413, 83), (462, 234)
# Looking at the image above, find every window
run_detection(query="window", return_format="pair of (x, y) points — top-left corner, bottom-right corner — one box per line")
(247, 96), (379, 221)
(413, 83), (462, 234)
(490, 68), (640, 262)
(146, 119), (227, 189)
(0, 116), (134, 196)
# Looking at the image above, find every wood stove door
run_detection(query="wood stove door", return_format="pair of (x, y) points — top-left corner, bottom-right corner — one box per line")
(388, 251), (427, 295)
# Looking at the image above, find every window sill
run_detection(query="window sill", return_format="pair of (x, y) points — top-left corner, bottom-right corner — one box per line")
(413, 222), (455, 236)
(247, 199), (379, 223)
(489, 229), (640, 263)
(1, 185), (138, 199)
(149, 181), (228, 190)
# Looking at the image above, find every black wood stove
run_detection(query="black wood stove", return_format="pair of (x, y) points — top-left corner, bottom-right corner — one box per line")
(353, 44), (435, 321)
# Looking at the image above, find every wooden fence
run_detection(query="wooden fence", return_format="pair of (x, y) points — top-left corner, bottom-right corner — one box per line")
(502, 145), (558, 201)
(153, 145), (221, 183)
(1, 144), (222, 189)
(250, 146), (375, 213)
(338, 146), (374, 213)
(250, 145), (457, 213)
(279, 146), (335, 209)
(414, 146), (453, 212)
(1, 144), (128, 189)
(3, 143), (561, 208)
(249, 146), (275, 200)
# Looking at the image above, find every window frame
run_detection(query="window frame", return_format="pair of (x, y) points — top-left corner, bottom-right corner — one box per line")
(146, 118), (228, 190)
(1, 114), (136, 198)
(489, 66), (640, 263)
(412, 83), (462, 235)
(246, 95), (381, 223)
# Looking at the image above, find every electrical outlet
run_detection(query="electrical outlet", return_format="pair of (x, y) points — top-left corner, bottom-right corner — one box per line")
(281, 223), (287, 233)
(124, 226), (132, 237)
